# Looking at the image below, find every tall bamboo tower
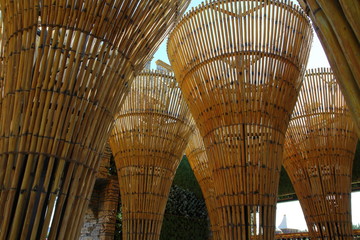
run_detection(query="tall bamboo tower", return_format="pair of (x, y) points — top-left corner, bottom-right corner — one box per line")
(109, 68), (194, 240)
(0, 1), (190, 239)
(283, 68), (358, 239)
(168, 1), (313, 239)
(185, 127), (220, 239)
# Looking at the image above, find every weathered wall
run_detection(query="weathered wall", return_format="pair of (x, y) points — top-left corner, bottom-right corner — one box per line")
(80, 144), (119, 240)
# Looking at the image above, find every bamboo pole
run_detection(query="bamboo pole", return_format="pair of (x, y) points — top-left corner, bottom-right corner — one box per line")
(109, 69), (195, 240)
(168, 1), (313, 239)
(298, 0), (360, 137)
(283, 68), (358, 240)
(315, 1), (360, 89)
(185, 127), (220, 239)
(338, 0), (360, 42)
(0, 1), (190, 239)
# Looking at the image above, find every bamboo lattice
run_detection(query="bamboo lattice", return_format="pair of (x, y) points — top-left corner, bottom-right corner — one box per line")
(297, 0), (360, 136)
(185, 127), (220, 239)
(0, 1), (189, 239)
(109, 70), (194, 240)
(168, 1), (313, 239)
(283, 68), (358, 240)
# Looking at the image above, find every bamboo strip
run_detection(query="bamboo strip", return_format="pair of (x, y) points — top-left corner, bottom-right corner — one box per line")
(0, 1), (190, 239)
(185, 126), (220, 239)
(168, 1), (313, 239)
(283, 68), (358, 240)
(109, 69), (195, 240)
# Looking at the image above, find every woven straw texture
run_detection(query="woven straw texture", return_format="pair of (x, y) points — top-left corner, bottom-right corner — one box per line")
(0, 1), (189, 239)
(283, 68), (358, 239)
(168, 1), (313, 239)
(109, 70), (194, 240)
(185, 127), (220, 239)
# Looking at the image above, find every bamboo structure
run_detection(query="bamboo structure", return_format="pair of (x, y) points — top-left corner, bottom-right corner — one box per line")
(283, 68), (358, 239)
(298, 0), (360, 137)
(168, 1), (313, 239)
(0, 1), (190, 239)
(109, 70), (194, 240)
(276, 229), (360, 240)
(185, 127), (220, 239)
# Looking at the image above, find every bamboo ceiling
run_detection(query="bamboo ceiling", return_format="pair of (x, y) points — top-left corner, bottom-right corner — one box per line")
(185, 127), (220, 239)
(168, 0), (313, 239)
(0, 1), (189, 239)
(109, 70), (194, 240)
(298, 0), (360, 137)
(283, 68), (358, 239)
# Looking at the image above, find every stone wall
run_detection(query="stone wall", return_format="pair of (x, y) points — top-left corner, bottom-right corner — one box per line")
(80, 144), (119, 240)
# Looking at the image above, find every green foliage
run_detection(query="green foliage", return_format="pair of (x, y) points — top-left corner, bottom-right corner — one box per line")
(353, 141), (360, 182)
(161, 184), (209, 239)
(160, 215), (209, 240)
(165, 185), (207, 218)
(278, 166), (295, 196)
(114, 197), (122, 240)
(173, 156), (204, 199)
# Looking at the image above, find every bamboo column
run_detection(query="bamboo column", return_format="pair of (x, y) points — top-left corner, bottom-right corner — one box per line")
(0, 1), (190, 239)
(185, 127), (220, 239)
(283, 68), (358, 240)
(109, 70), (194, 240)
(297, 0), (360, 136)
(168, 1), (313, 239)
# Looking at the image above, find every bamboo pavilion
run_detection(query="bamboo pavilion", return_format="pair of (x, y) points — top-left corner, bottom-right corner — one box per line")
(0, 1), (189, 239)
(297, 1), (360, 136)
(168, 0), (313, 239)
(283, 68), (358, 239)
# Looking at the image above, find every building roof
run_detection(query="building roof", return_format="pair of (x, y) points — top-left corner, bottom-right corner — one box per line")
(278, 214), (288, 229)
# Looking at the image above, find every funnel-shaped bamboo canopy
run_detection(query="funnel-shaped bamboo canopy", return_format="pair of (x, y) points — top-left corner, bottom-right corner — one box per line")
(109, 70), (194, 240)
(0, 1), (190, 239)
(283, 68), (358, 239)
(168, 1), (313, 239)
(297, 0), (360, 136)
(185, 127), (220, 239)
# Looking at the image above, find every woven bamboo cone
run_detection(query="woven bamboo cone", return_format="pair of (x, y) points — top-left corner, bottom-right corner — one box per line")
(185, 127), (220, 239)
(168, 1), (313, 239)
(109, 69), (194, 240)
(0, 1), (190, 239)
(283, 68), (358, 240)
(298, 0), (360, 137)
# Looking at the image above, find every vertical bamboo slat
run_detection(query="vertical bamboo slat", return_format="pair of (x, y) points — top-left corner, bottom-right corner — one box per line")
(185, 127), (220, 239)
(283, 68), (358, 240)
(109, 70), (194, 240)
(0, 1), (190, 239)
(168, 1), (313, 239)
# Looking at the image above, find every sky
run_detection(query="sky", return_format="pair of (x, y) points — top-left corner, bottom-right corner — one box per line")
(152, 0), (359, 231)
